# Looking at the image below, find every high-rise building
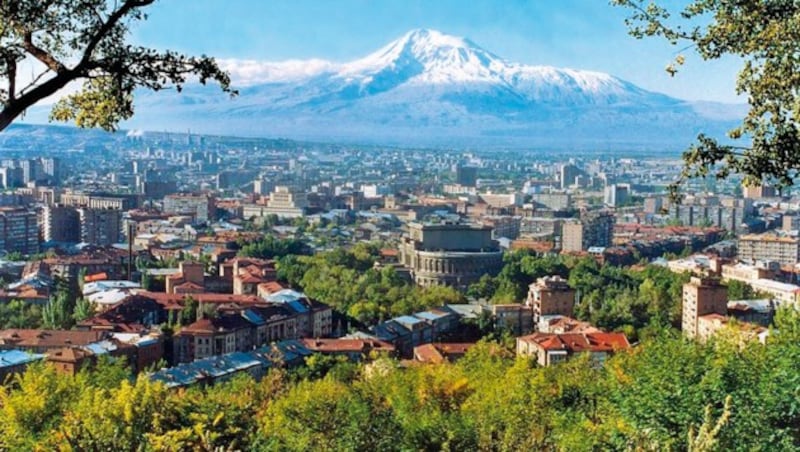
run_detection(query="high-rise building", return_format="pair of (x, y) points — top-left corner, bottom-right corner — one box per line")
(527, 276), (576, 326)
(455, 165), (478, 187)
(0, 167), (23, 189)
(253, 178), (273, 196)
(78, 208), (122, 245)
(19, 159), (42, 185)
(40, 157), (61, 185)
(559, 164), (582, 189)
(682, 276), (727, 339)
(603, 184), (630, 207)
(42, 205), (80, 243)
(138, 170), (177, 199)
(561, 210), (615, 252)
(0, 207), (39, 255)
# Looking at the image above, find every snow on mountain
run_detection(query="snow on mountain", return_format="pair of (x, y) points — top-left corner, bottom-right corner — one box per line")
(116, 28), (740, 148)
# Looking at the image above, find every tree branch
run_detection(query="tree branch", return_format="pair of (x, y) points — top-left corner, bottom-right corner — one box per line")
(22, 31), (66, 73)
(18, 68), (52, 96)
(0, 69), (77, 131)
(79, 0), (155, 68)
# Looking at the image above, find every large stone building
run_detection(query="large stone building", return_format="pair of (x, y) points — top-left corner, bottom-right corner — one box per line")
(61, 191), (138, 210)
(243, 186), (308, 219)
(561, 210), (615, 252)
(268, 185), (307, 209)
(527, 276), (575, 325)
(738, 232), (800, 266)
(682, 276), (727, 339)
(163, 193), (215, 223)
(530, 193), (571, 211)
(399, 222), (503, 289)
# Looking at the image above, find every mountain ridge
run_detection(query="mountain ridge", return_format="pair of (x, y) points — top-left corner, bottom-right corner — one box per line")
(25, 29), (743, 149)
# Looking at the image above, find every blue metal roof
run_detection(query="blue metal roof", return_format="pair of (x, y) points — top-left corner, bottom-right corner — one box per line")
(241, 309), (266, 325)
(150, 350), (272, 388)
(287, 300), (309, 314)
(394, 315), (424, 325)
(82, 340), (120, 355)
(0, 350), (45, 368)
(414, 311), (449, 321)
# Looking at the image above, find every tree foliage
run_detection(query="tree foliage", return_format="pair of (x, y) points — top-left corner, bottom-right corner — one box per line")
(0, 299), (42, 329)
(467, 253), (688, 339)
(0, 0), (233, 131)
(613, 0), (800, 196)
(237, 235), (308, 260)
(279, 243), (466, 324)
(2, 322), (799, 450)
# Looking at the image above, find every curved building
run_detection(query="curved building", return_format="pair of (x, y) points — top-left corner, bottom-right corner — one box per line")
(399, 222), (503, 289)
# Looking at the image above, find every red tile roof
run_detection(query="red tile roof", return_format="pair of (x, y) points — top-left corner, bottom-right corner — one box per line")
(85, 272), (108, 282)
(519, 332), (630, 354)
(0, 329), (107, 348)
(300, 338), (395, 354)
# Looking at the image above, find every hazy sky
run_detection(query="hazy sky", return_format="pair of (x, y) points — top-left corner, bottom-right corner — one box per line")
(131, 0), (741, 103)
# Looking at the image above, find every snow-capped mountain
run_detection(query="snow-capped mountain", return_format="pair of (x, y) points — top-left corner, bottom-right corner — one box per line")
(118, 29), (742, 148)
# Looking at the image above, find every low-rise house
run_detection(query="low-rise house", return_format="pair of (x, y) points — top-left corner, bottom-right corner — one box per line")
(372, 320), (413, 356)
(300, 338), (395, 361)
(748, 278), (800, 306)
(516, 332), (631, 367)
(78, 294), (169, 332)
(0, 329), (108, 353)
(536, 315), (600, 334)
(727, 299), (776, 327)
(0, 349), (44, 382)
(150, 339), (314, 389)
(165, 261), (206, 294)
(269, 339), (314, 367)
(413, 343), (474, 364)
(696, 314), (768, 343)
(111, 332), (165, 372)
(488, 304), (533, 335)
(414, 309), (459, 337)
(175, 313), (255, 363)
(264, 289), (333, 338)
(151, 350), (271, 389)
(394, 315), (433, 346)
(47, 347), (94, 375)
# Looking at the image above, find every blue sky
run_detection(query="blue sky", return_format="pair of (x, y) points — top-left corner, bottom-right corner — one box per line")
(132, 0), (741, 103)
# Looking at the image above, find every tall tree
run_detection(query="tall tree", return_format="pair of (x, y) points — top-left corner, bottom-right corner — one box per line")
(613, 0), (800, 195)
(0, 0), (233, 132)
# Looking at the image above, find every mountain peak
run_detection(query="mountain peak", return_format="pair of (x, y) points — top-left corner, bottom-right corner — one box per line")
(400, 28), (472, 50)
(342, 28), (505, 84)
